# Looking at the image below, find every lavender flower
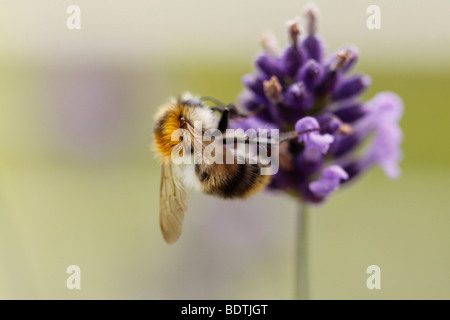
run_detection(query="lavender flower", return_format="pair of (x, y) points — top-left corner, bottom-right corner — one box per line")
(232, 3), (403, 203)
(295, 117), (334, 157)
(309, 165), (349, 198)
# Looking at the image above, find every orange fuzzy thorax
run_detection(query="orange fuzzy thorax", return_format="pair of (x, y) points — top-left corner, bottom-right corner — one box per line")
(153, 103), (187, 160)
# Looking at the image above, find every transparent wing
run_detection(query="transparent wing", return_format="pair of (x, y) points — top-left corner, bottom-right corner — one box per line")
(159, 161), (188, 244)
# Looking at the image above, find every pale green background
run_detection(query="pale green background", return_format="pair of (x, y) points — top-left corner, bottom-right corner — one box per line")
(0, 0), (449, 299)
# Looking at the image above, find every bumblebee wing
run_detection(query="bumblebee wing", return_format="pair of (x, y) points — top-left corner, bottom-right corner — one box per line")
(159, 161), (188, 244)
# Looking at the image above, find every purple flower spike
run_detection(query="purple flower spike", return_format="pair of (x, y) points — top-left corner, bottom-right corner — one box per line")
(232, 3), (403, 203)
(309, 165), (349, 197)
(295, 117), (334, 156)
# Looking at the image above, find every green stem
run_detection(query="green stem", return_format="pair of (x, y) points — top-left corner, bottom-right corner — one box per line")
(296, 202), (310, 300)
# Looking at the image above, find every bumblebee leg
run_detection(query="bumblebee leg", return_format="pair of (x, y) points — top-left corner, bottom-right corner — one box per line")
(211, 104), (234, 131)
(218, 108), (230, 133)
(225, 103), (245, 119)
(212, 103), (248, 120)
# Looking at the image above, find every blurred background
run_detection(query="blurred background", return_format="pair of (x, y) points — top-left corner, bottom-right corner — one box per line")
(0, 0), (449, 299)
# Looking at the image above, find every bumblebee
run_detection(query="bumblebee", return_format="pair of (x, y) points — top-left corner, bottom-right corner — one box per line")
(153, 94), (275, 244)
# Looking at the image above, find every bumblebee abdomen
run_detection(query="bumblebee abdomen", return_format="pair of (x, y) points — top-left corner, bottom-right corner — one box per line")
(195, 162), (271, 199)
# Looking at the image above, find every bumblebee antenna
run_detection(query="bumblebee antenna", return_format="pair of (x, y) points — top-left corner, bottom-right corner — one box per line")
(200, 96), (227, 107)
